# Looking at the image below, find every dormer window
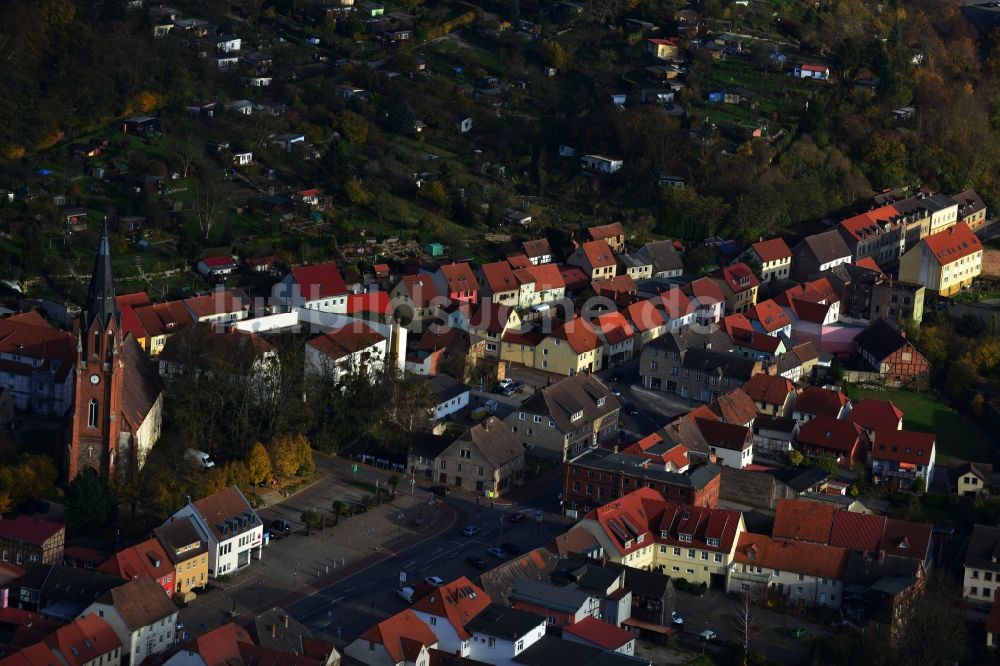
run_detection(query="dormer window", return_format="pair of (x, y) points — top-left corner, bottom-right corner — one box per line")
(571, 411), (583, 421)
(637, 534), (645, 544)
(707, 537), (720, 548)
(661, 530), (668, 538)
(624, 539), (632, 549)
(679, 533), (692, 543)
(597, 397), (606, 407)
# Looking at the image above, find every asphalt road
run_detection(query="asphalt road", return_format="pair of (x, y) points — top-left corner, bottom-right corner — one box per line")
(284, 494), (569, 645)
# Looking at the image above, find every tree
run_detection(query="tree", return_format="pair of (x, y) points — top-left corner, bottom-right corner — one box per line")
(388, 474), (400, 495)
(301, 509), (320, 535)
(344, 178), (371, 207)
(732, 591), (756, 661)
(913, 477), (927, 494)
(192, 171), (228, 241)
(294, 435), (315, 476)
(895, 573), (967, 664)
(268, 433), (303, 478)
(387, 100), (417, 135)
(789, 450), (804, 468)
(337, 110), (368, 144)
(331, 500), (348, 524)
(375, 369), (437, 449)
(222, 461), (250, 488)
(420, 180), (449, 208)
(816, 453), (839, 476)
(246, 441), (272, 485)
(540, 41), (567, 68)
(64, 471), (118, 537)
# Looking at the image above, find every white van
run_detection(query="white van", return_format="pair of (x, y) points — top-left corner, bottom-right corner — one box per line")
(185, 448), (215, 470)
(396, 586), (415, 604)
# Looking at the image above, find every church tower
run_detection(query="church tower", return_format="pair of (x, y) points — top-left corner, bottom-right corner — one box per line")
(66, 222), (126, 480)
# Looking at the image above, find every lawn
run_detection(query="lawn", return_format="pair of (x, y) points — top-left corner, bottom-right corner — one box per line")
(844, 384), (990, 464)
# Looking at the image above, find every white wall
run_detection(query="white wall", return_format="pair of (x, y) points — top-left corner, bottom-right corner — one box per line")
(468, 624), (546, 666)
(711, 444), (753, 469)
(82, 603), (177, 666)
(434, 391), (470, 420)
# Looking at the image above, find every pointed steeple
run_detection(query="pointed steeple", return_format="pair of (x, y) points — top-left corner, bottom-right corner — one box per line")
(85, 218), (119, 329)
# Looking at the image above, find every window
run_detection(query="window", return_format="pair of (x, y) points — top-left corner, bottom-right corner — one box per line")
(519, 412), (525, 420)
(706, 537), (720, 547)
(517, 640), (524, 652)
(673, 547), (681, 556)
(715, 553), (723, 563)
(701, 551), (708, 560)
(988, 572), (994, 582)
(971, 587), (979, 596)
(88, 399), (99, 427)
(429, 617), (437, 626)
(650, 362), (658, 372)
(597, 397), (606, 407)
(688, 549), (695, 558)
(974, 570), (981, 579)
(533, 415), (542, 423)
(488, 637), (496, 648)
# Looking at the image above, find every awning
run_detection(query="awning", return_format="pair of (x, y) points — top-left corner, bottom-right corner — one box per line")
(899, 462), (916, 470)
(621, 618), (679, 635)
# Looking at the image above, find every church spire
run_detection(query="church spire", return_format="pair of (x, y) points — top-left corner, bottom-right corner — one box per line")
(85, 218), (118, 329)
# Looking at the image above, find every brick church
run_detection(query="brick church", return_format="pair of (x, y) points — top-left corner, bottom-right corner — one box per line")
(65, 225), (163, 480)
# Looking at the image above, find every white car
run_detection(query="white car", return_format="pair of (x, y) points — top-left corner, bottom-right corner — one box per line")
(462, 525), (480, 537)
(671, 611), (684, 626)
(423, 576), (444, 587)
(396, 587), (415, 603)
(699, 629), (717, 641)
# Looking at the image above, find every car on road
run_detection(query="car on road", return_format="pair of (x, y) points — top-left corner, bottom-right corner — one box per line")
(466, 556), (488, 570)
(624, 403), (639, 415)
(609, 373), (620, 382)
(699, 629), (717, 641)
(429, 485), (450, 497)
(508, 510), (527, 523)
(486, 547), (508, 559)
(397, 587), (416, 603)
(611, 387), (622, 397)
(500, 542), (521, 556)
(461, 525), (480, 537)
(423, 576), (444, 587)
(671, 611), (684, 627)
(272, 519), (292, 534)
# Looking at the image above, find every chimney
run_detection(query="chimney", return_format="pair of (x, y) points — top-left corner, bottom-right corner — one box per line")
(283, 615), (289, 628)
(877, 549), (885, 562)
(483, 419), (490, 431)
(271, 624), (277, 637)
(613, 445), (619, 453)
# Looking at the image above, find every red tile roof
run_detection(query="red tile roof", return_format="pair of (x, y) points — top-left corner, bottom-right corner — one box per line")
(734, 533), (848, 580)
(501, 328), (545, 347)
(307, 322), (386, 361)
(562, 616), (633, 650)
(623, 434), (689, 469)
(871, 430), (935, 466)
(0, 314), (76, 383)
(921, 221), (981, 265)
(751, 238), (792, 263)
(839, 204), (901, 241)
(507, 254), (533, 270)
(593, 274), (637, 297)
(729, 328), (782, 353)
(742, 374), (795, 407)
(469, 301), (513, 335)
(591, 312), (635, 345)
(848, 398), (903, 433)
(710, 388), (758, 426)
(795, 387), (849, 418)
(522, 239), (552, 260)
(854, 257), (882, 273)
(410, 578), (491, 640)
(117, 292), (153, 308)
(716, 263), (760, 294)
(358, 609), (438, 663)
(772, 499), (836, 543)
(0, 516), (64, 545)
(746, 299), (790, 333)
(655, 288), (693, 320)
(694, 417), (751, 452)
(480, 261), (519, 294)
(190, 486), (258, 543)
(579, 240), (616, 269)
(182, 622), (251, 666)
(45, 615), (121, 666)
(439, 262), (478, 294)
(550, 316), (601, 354)
(290, 262), (348, 299)
(683, 277), (725, 304)
(396, 274), (443, 308)
(97, 538), (173, 590)
(796, 416), (865, 456)
(625, 299), (666, 333)
(183, 289), (249, 318)
(200, 256), (235, 269)
(347, 291), (392, 316)
(587, 222), (625, 242)
(721, 313), (753, 336)
(515, 263), (565, 292)
(0, 642), (61, 666)
(988, 599), (1000, 636)
(829, 512), (885, 552)
(559, 265), (591, 290)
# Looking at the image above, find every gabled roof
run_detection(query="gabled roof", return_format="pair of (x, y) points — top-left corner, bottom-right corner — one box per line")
(871, 430), (935, 466)
(519, 373), (616, 434)
(880, 518), (932, 560)
(715, 263), (760, 294)
(695, 418), (751, 452)
(189, 486), (260, 543)
(410, 577), (491, 640)
(839, 204), (901, 241)
(709, 388), (757, 426)
(183, 288), (250, 318)
(550, 317), (601, 354)
(0, 516), (64, 545)
(577, 240), (616, 269)
(559, 265), (591, 290)
(199, 255), (235, 269)
(679, 348), (758, 380)
(742, 374), (794, 407)
(795, 229), (852, 265)
(465, 604), (545, 640)
(523, 239), (553, 260)
(746, 299), (790, 332)
(794, 386), (849, 418)
(514, 263), (566, 292)
(453, 418), (524, 469)
(854, 256), (883, 273)
(591, 311), (635, 345)
(0, 313), (76, 383)
(358, 609), (437, 663)
(468, 300), (513, 335)
(654, 287), (693, 320)
(290, 262), (348, 299)
(734, 533), (848, 580)
(625, 299), (667, 333)
(97, 538), (173, 584)
(307, 322), (386, 361)
(829, 511), (885, 552)
(796, 416), (864, 455)
(562, 616), (633, 650)
(750, 238), (792, 263)
(396, 274), (443, 308)
(480, 261), (519, 293)
(921, 221), (981, 265)
(46, 615), (121, 666)
(966, 524), (1000, 571)
(94, 577), (175, 631)
(951, 188), (987, 217)
(180, 622), (252, 666)
(153, 516), (206, 564)
(478, 548), (559, 606)
(950, 461), (992, 485)
(642, 240), (684, 274)
(0, 642), (62, 666)
(586, 222), (625, 242)
(847, 398), (903, 433)
(854, 318), (920, 363)
(439, 262), (478, 293)
(772, 499), (837, 543)
(683, 277), (725, 304)
(593, 274), (637, 298)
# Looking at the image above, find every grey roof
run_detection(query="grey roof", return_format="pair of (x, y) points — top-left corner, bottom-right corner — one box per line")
(40, 566), (124, 615)
(965, 524), (1000, 572)
(853, 318), (914, 363)
(478, 548), (559, 606)
(654, 327), (733, 355)
(680, 348), (758, 380)
(407, 432), (452, 459)
(753, 415), (797, 435)
(517, 374), (618, 435)
(892, 192), (957, 216)
(642, 240), (684, 275)
(428, 374), (470, 404)
(796, 229), (852, 266)
(453, 417), (524, 468)
(782, 467), (831, 493)
(85, 221), (118, 329)
(252, 607), (315, 654)
(719, 467), (793, 511)
(153, 516), (207, 565)
(514, 636), (650, 666)
(567, 447), (720, 489)
(950, 461), (992, 485)
(551, 558), (623, 594)
(951, 188), (987, 217)
(622, 567), (673, 599)
(617, 251), (652, 270)
(843, 550), (921, 587)
(122, 333), (163, 431)
(509, 579), (592, 613)
(465, 603), (545, 639)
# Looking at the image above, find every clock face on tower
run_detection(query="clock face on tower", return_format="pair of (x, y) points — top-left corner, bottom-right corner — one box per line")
(90, 374), (100, 385)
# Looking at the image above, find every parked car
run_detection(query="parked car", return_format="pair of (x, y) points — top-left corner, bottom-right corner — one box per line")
(429, 485), (450, 497)
(486, 547), (508, 559)
(625, 403), (639, 416)
(423, 576), (444, 587)
(500, 542), (521, 556)
(466, 556), (488, 570)
(611, 387), (622, 397)
(462, 525), (480, 537)
(508, 510), (527, 524)
(397, 586), (416, 603)
(699, 629), (717, 641)
(671, 611), (684, 627)
(272, 519), (292, 534)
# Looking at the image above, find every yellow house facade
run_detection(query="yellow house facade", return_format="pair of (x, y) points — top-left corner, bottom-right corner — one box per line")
(899, 222), (982, 297)
(534, 317), (603, 376)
